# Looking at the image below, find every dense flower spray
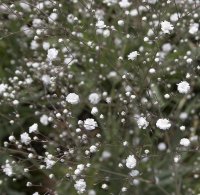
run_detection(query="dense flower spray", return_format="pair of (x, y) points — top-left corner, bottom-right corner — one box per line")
(0, 0), (199, 194)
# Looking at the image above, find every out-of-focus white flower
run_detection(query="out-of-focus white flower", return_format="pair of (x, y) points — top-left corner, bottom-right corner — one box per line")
(156, 118), (171, 130)
(40, 115), (49, 126)
(41, 74), (51, 85)
(129, 169), (139, 177)
(32, 192), (39, 195)
(101, 151), (111, 160)
(147, 0), (157, 4)
(88, 93), (101, 104)
(177, 81), (190, 94)
(126, 155), (137, 169)
(44, 157), (55, 169)
(170, 13), (180, 22)
(119, 0), (131, 8)
(161, 21), (174, 34)
(90, 145), (97, 153)
(180, 138), (190, 147)
(162, 43), (172, 53)
(20, 132), (31, 145)
(66, 93), (80, 104)
(0, 84), (7, 94)
(47, 48), (58, 61)
(136, 117), (149, 129)
(189, 23), (199, 35)
(74, 179), (86, 194)
(91, 107), (98, 115)
(128, 51), (139, 61)
(84, 118), (98, 130)
(158, 142), (167, 151)
(48, 12), (58, 23)
(32, 18), (43, 28)
(19, 2), (31, 12)
(9, 135), (15, 142)
(29, 123), (38, 133)
(43, 42), (50, 50)
(96, 20), (105, 29)
(2, 162), (13, 176)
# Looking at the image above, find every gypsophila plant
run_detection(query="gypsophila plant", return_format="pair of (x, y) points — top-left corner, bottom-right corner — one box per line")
(0, 0), (199, 194)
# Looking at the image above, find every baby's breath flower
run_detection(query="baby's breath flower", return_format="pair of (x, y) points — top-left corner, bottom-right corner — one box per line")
(119, 0), (131, 8)
(29, 123), (38, 133)
(128, 51), (139, 61)
(161, 21), (174, 34)
(180, 138), (190, 147)
(47, 48), (58, 61)
(126, 155), (137, 169)
(136, 116), (149, 129)
(20, 132), (31, 145)
(2, 162), (13, 177)
(74, 179), (86, 194)
(177, 81), (190, 94)
(66, 93), (80, 104)
(156, 119), (171, 130)
(84, 118), (98, 130)
(88, 93), (101, 104)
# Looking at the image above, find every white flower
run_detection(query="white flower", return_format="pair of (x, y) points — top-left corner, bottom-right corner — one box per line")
(30, 40), (39, 50)
(48, 12), (58, 23)
(162, 43), (172, 53)
(8, 135), (15, 142)
(103, 0), (118, 6)
(20, 25), (33, 37)
(2, 162), (13, 176)
(19, 2), (31, 12)
(74, 179), (86, 194)
(161, 21), (174, 34)
(129, 170), (139, 177)
(84, 118), (98, 130)
(20, 132), (31, 145)
(40, 114), (49, 126)
(101, 150), (111, 159)
(101, 184), (108, 189)
(0, 83), (7, 94)
(77, 164), (84, 171)
(180, 138), (190, 147)
(126, 155), (137, 169)
(29, 123), (38, 133)
(32, 18), (43, 28)
(119, 0), (131, 8)
(147, 0), (157, 4)
(156, 118), (171, 130)
(47, 48), (58, 61)
(170, 13), (180, 22)
(130, 9), (138, 16)
(177, 81), (190, 94)
(74, 164), (85, 175)
(32, 192), (39, 195)
(88, 190), (96, 195)
(66, 93), (80, 104)
(88, 93), (101, 104)
(179, 112), (188, 120)
(41, 74), (51, 85)
(158, 142), (167, 151)
(42, 42), (50, 50)
(96, 20), (105, 29)
(128, 51), (139, 61)
(136, 117), (149, 129)
(189, 23), (199, 35)
(91, 107), (98, 115)
(90, 145), (97, 153)
(44, 158), (55, 169)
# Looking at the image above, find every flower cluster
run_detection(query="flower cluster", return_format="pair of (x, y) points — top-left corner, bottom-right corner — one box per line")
(0, 0), (199, 194)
